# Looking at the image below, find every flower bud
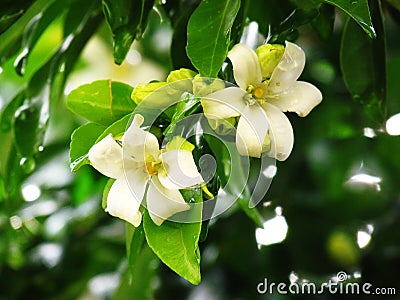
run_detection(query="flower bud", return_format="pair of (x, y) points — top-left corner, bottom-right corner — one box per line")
(255, 44), (284, 79)
(167, 68), (197, 83)
(131, 81), (167, 104)
(193, 75), (225, 97)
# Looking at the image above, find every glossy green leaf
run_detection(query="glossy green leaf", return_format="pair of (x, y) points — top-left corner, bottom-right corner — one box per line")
(70, 122), (106, 162)
(323, 0), (376, 38)
(70, 113), (132, 172)
(113, 244), (159, 299)
(13, 94), (48, 157)
(229, 0), (248, 48)
(163, 93), (200, 136)
(268, 8), (319, 44)
(0, 92), (24, 200)
(66, 80), (135, 126)
(312, 4), (335, 40)
(126, 222), (145, 272)
(70, 155), (90, 172)
(143, 189), (202, 285)
(13, 1), (102, 159)
(170, 2), (199, 70)
(340, 0), (386, 123)
(386, 0), (400, 12)
(13, 0), (70, 75)
(0, 0), (53, 62)
(102, 0), (155, 65)
(0, 1), (34, 34)
(187, 0), (240, 77)
(205, 134), (264, 228)
(95, 113), (133, 142)
(101, 178), (115, 209)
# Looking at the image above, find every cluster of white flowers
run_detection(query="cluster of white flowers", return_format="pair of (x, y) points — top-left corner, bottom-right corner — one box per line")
(88, 41), (322, 227)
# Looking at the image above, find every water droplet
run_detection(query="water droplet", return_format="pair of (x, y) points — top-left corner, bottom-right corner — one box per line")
(20, 157), (36, 174)
(14, 48), (29, 76)
(38, 145), (45, 152)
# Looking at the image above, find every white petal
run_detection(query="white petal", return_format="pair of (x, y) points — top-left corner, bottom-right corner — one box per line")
(267, 81), (322, 117)
(106, 178), (144, 227)
(88, 134), (124, 179)
(236, 104), (270, 158)
(123, 114), (159, 163)
(228, 44), (262, 89)
(201, 87), (246, 119)
(146, 178), (190, 226)
(262, 103), (294, 161)
(125, 166), (150, 202)
(158, 150), (204, 190)
(268, 41), (305, 95)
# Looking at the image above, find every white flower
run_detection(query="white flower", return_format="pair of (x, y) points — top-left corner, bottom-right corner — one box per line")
(201, 41), (322, 160)
(88, 114), (204, 226)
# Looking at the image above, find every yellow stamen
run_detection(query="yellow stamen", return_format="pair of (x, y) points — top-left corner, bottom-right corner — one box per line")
(145, 162), (158, 175)
(254, 86), (264, 99)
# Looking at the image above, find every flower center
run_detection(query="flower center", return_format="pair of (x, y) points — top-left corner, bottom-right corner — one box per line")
(145, 161), (161, 175)
(253, 86), (264, 99)
(245, 84), (267, 106)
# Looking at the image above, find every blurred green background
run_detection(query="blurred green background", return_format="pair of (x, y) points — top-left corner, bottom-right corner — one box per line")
(1, 0), (400, 299)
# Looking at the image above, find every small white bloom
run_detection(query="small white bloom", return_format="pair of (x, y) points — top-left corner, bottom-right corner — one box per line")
(88, 114), (204, 226)
(201, 41), (322, 160)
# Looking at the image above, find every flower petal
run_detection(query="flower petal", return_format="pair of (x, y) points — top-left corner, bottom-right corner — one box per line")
(268, 41), (305, 95)
(228, 44), (262, 89)
(267, 81), (322, 117)
(146, 177), (190, 226)
(236, 104), (270, 158)
(262, 103), (294, 161)
(106, 178), (144, 227)
(158, 150), (204, 190)
(201, 87), (246, 119)
(88, 134), (124, 179)
(123, 114), (159, 163)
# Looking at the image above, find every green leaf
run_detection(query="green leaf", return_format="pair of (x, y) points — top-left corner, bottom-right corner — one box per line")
(312, 4), (335, 40)
(126, 222), (145, 272)
(13, 2), (102, 159)
(163, 93), (200, 136)
(170, 2), (199, 70)
(113, 244), (159, 300)
(102, 0), (155, 64)
(268, 8), (319, 44)
(229, 0), (249, 47)
(0, 1), (34, 35)
(166, 136), (195, 152)
(70, 122), (106, 162)
(102, 178), (115, 209)
(0, 0), (53, 62)
(13, 0), (71, 75)
(13, 92), (48, 157)
(186, 0), (241, 77)
(340, 0), (386, 123)
(386, 0), (400, 12)
(143, 189), (202, 285)
(95, 113), (133, 142)
(66, 80), (135, 126)
(70, 155), (90, 172)
(205, 134), (264, 228)
(70, 113), (133, 172)
(323, 0), (376, 38)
